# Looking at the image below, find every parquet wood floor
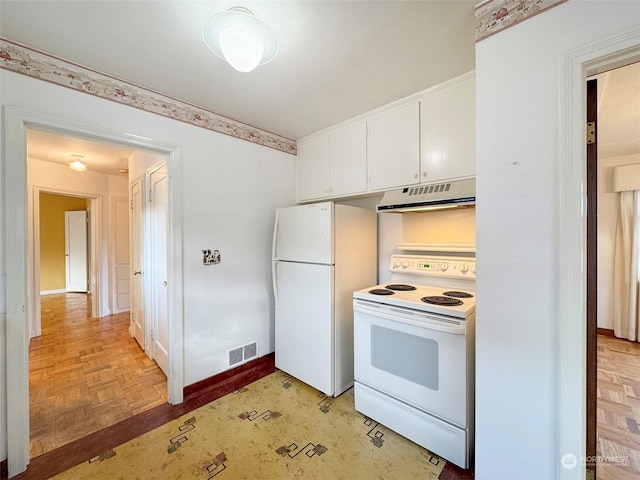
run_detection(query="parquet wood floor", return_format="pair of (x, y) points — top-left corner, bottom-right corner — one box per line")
(597, 334), (640, 479)
(29, 293), (167, 458)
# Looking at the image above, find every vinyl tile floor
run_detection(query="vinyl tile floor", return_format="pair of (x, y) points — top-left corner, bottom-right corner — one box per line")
(52, 371), (446, 479)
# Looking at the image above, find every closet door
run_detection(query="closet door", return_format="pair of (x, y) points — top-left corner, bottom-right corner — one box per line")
(130, 178), (145, 351)
(148, 164), (169, 376)
(64, 210), (88, 292)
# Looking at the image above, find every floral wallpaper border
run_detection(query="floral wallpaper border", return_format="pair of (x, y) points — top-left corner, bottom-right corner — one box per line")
(475, 0), (568, 42)
(2, 0), (568, 150)
(0, 38), (297, 156)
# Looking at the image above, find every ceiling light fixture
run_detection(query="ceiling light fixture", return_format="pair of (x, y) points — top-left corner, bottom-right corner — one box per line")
(203, 6), (278, 73)
(69, 154), (86, 172)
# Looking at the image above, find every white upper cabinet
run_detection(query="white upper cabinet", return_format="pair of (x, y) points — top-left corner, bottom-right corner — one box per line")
(367, 102), (420, 191)
(297, 122), (367, 202)
(296, 72), (475, 202)
(420, 73), (475, 183)
(329, 121), (367, 197)
(297, 134), (330, 201)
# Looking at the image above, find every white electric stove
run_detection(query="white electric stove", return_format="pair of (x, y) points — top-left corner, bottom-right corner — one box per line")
(353, 249), (475, 469)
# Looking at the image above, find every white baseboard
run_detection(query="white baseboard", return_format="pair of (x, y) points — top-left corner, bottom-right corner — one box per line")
(40, 289), (66, 296)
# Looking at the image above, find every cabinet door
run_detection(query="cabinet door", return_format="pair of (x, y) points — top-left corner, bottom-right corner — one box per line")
(420, 74), (475, 183)
(367, 102), (420, 191)
(329, 122), (367, 197)
(297, 134), (330, 201)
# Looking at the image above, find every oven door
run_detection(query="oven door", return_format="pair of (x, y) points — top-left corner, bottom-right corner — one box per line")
(354, 299), (469, 427)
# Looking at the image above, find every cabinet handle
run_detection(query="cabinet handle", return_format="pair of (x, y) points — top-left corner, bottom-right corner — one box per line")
(414, 173), (418, 179)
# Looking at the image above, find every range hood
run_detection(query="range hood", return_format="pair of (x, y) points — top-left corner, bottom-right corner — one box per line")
(377, 178), (475, 213)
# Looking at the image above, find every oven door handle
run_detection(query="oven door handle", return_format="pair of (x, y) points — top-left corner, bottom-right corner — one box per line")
(354, 300), (466, 335)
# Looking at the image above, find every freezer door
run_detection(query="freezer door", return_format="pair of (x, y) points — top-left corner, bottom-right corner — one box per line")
(274, 261), (334, 395)
(273, 202), (334, 264)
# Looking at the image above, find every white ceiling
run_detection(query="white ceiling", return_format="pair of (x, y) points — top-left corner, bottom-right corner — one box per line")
(592, 62), (640, 159)
(0, 0), (476, 140)
(3, 1), (639, 175)
(26, 128), (135, 176)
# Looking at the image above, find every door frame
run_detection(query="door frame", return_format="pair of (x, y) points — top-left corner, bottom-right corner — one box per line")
(3, 106), (184, 476)
(33, 188), (102, 334)
(557, 29), (640, 479)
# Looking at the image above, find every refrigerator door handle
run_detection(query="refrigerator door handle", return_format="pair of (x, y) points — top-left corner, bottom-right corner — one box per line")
(272, 213), (279, 261)
(272, 262), (279, 306)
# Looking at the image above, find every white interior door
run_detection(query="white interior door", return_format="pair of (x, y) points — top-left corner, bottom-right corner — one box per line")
(65, 210), (88, 292)
(113, 198), (131, 313)
(130, 178), (145, 350)
(148, 164), (169, 376)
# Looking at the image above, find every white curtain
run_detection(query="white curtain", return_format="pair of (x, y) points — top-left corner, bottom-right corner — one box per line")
(613, 190), (640, 341)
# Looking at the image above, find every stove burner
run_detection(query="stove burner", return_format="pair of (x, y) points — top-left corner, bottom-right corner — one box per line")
(443, 291), (474, 298)
(369, 289), (395, 296)
(421, 296), (463, 306)
(385, 284), (417, 291)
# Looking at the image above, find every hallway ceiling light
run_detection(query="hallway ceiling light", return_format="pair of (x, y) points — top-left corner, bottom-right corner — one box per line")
(203, 6), (278, 73)
(69, 154), (86, 171)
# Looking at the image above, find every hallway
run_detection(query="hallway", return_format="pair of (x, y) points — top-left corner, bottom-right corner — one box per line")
(29, 293), (167, 457)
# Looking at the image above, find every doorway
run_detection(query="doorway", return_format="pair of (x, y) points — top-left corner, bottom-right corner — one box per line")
(38, 192), (90, 297)
(555, 28), (640, 480)
(4, 108), (184, 476)
(27, 132), (170, 457)
(32, 188), (99, 335)
(588, 61), (640, 478)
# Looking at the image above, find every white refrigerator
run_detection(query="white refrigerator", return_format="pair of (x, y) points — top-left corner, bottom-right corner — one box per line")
(272, 202), (377, 396)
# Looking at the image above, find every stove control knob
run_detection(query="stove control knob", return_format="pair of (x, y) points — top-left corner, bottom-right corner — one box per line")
(440, 263), (449, 272)
(393, 259), (401, 268)
(460, 263), (469, 273)
(472, 264), (476, 274)
(402, 260), (410, 269)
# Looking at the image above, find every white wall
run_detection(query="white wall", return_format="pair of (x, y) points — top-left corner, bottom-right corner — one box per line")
(337, 195), (476, 283)
(0, 98), (6, 464)
(1, 68), (296, 461)
(598, 153), (640, 329)
(475, 1), (640, 479)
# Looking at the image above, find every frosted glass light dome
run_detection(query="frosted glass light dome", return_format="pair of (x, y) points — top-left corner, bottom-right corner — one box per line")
(203, 7), (278, 73)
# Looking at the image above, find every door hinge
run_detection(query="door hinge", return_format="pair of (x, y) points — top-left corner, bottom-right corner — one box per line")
(586, 122), (596, 144)
(130, 199), (133, 209)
